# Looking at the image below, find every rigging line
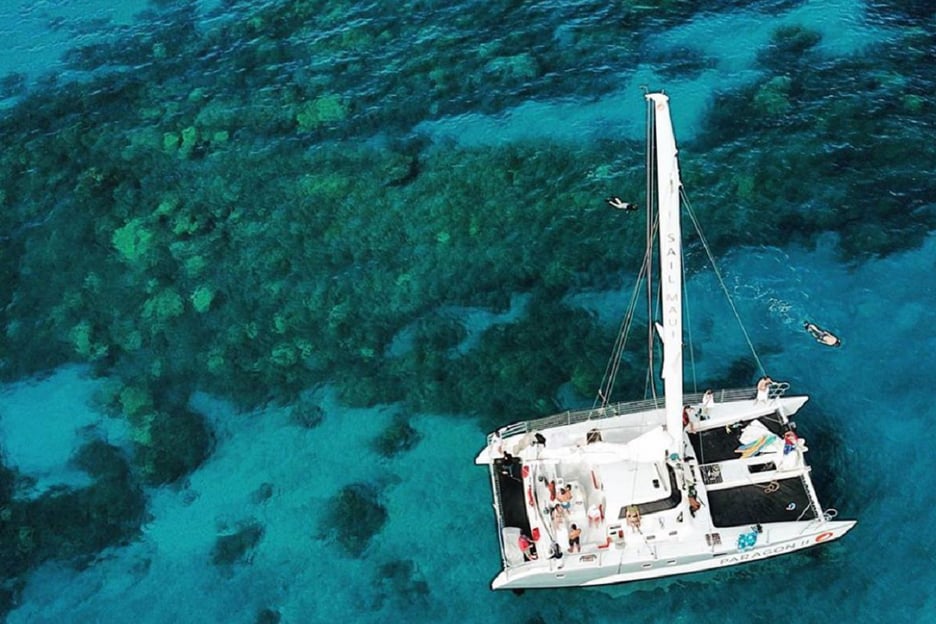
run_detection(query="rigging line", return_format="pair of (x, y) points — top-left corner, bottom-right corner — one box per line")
(608, 261), (646, 397)
(682, 191), (765, 376)
(595, 215), (655, 407)
(798, 474), (820, 521)
(595, 255), (647, 408)
(795, 495), (814, 522)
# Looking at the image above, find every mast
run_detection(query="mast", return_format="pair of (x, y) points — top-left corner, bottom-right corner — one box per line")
(646, 93), (684, 445)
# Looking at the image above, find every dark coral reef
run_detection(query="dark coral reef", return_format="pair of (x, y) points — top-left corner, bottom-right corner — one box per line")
(318, 482), (388, 557)
(1, 0), (933, 423)
(0, 443), (145, 589)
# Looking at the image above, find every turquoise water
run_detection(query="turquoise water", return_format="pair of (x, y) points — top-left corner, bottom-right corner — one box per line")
(0, 1), (934, 622)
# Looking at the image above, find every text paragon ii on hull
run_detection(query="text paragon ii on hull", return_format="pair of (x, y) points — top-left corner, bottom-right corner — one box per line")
(475, 93), (855, 591)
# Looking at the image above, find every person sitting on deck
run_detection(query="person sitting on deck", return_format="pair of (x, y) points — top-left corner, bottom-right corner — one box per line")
(550, 504), (566, 531)
(682, 405), (698, 431)
(587, 504), (603, 528)
(499, 452), (521, 481)
(625, 506), (641, 532)
(557, 485), (573, 510)
(688, 484), (702, 517)
(549, 541), (564, 561)
(804, 321), (842, 347)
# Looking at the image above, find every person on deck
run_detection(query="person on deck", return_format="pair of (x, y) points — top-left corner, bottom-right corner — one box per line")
(701, 389), (714, 419)
(547, 479), (557, 501)
(682, 405), (699, 432)
(568, 524), (582, 553)
(557, 485), (573, 510)
(755, 376), (774, 404)
(550, 504), (566, 531)
(625, 506), (641, 532)
(549, 541), (564, 561)
(587, 504), (603, 528)
(518, 533), (538, 560)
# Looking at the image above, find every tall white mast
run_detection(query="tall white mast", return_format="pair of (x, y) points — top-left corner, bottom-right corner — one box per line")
(646, 93), (684, 445)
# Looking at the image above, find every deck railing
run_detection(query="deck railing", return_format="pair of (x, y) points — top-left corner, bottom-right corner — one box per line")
(490, 385), (790, 443)
(487, 463), (509, 566)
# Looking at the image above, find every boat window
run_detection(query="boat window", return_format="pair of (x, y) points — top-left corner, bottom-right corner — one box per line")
(700, 464), (722, 485)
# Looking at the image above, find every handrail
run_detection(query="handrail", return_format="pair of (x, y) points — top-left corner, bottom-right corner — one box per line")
(487, 464), (510, 567)
(489, 385), (791, 443)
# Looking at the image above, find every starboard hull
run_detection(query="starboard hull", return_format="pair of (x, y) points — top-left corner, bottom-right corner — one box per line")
(491, 520), (856, 590)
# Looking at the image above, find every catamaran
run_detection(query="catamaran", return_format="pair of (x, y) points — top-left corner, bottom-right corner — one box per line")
(474, 92), (855, 591)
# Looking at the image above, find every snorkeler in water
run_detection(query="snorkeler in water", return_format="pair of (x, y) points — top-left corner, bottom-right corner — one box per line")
(606, 196), (638, 211)
(804, 321), (842, 347)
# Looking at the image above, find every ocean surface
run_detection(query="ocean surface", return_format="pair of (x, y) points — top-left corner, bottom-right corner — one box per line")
(0, 1), (934, 623)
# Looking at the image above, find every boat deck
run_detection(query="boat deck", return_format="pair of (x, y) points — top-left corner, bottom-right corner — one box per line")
(707, 476), (818, 526)
(688, 411), (788, 464)
(479, 392), (841, 588)
(681, 404), (819, 525)
(480, 399), (848, 589)
(493, 457), (532, 539)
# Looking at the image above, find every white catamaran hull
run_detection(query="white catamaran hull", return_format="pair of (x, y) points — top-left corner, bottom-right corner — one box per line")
(492, 520), (856, 590)
(477, 391), (856, 591)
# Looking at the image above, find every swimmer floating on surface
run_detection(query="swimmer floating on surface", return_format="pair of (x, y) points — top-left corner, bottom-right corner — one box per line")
(605, 196), (638, 212)
(804, 321), (841, 347)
